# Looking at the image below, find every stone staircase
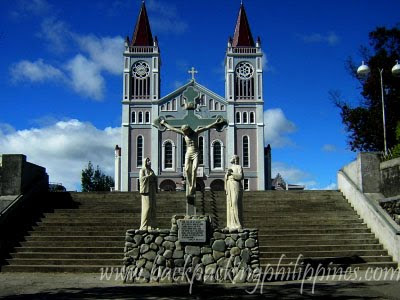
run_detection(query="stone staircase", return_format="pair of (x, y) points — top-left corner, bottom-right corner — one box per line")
(1, 190), (397, 273)
(211, 190), (397, 272)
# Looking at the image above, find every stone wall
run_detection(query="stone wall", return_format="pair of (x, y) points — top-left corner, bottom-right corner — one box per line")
(0, 154), (48, 196)
(380, 198), (400, 225)
(381, 158), (400, 198)
(124, 215), (260, 283)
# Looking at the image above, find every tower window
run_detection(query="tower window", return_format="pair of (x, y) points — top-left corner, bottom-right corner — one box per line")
(250, 112), (255, 124)
(236, 112), (241, 124)
(243, 112), (248, 124)
(145, 111), (150, 123)
(243, 136), (249, 167)
(138, 111), (143, 123)
(235, 62), (255, 100)
(137, 136), (143, 168)
(131, 111), (136, 123)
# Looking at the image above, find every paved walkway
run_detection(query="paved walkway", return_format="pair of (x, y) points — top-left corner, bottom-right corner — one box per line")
(1, 272), (400, 299)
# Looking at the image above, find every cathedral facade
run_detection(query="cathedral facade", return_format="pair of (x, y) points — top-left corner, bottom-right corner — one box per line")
(115, 3), (270, 192)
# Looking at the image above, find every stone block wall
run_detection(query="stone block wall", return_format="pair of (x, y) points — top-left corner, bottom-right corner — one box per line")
(124, 215), (260, 283)
(381, 158), (400, 198)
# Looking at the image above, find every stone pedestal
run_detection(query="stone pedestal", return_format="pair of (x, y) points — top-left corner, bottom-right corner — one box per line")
(123, 215), (260, 283)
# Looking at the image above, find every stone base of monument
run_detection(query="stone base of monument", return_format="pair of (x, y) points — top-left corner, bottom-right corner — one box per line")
(123, 215), (260, 283)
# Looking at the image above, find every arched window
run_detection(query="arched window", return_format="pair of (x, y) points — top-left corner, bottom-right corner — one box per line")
(236, 112), (241, 124)
(212, 140), (223, 169)
(138, 111), (143, 123)
(137, 136), (143, 167)
(131, 111), (136, 123)
(209, 99), (214, 111)
(250, 112), (255, 124)
(215, 102), (219, 111)
(172, 99), (177, 110)
(145, 111), (150, 123)
(163, 141), (173, 169)
(220, 105), (225, 111)
(243, 136), (249, 167)
(198, 136), (204, 165)
(167, 102), (171, 111)
(243, 112), (248, 124)
(161, 104), (166, 111)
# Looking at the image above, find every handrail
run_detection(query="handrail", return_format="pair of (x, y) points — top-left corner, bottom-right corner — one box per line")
(338, 170), (400, 235)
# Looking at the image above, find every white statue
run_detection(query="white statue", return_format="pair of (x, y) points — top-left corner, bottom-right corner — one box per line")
(159, 119), (221, 198)
(139, 157), (157, 230)
(225, 155), (244, 230)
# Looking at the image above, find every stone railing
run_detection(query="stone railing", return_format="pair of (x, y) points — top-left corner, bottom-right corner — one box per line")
(124, 215), (260, 283)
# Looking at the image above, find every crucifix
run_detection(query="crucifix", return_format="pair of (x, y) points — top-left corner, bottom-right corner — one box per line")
(188, 67), (198, 80)
(153, 86), (227, 215)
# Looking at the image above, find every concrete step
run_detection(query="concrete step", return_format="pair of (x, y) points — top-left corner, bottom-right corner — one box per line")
(260, 255), (394, 264)
(1, 265), (118, 273)
(260, 244), (384, 252)
(6, 258), (122, 266)
(31, 227), (134, 233)
(20, 241), (125, 247)
(13, 247), (124, 253)
(256, 224), (369, 231)
(257, 228), (372, 235)
(25, 236), (125, 242)
(259, 249), (389, 258)
(258, 233), (376, 240)
(258, 239), (379, 246)
(11, 252), (122, 259)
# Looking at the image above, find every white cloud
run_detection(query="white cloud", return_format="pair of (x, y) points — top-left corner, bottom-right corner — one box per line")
(65, 54), (105, 101)
(299, 32), (340, 46)
(322, 144), (337, 152)
(38, 17), (71, 53)
(272, 162), (309, 183)
(0, 120), (120, 190)
(74, 35), (124, 75)
(264, 108), (296, 148)
(272, 162), (318, 189)
(146, 0), (188, 35)
(11, 0), (51, 18)
(10, 59), (64, 83)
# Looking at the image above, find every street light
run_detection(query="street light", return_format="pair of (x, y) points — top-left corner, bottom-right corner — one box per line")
(356, 60), (399, 155)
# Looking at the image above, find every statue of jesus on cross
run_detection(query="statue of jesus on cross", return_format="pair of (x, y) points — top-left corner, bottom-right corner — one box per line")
(153, 86), (227, 215)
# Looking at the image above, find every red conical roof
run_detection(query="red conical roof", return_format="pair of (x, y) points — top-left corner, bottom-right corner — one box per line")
(232, 3), (255, 47)
(131, 2), (153, 47)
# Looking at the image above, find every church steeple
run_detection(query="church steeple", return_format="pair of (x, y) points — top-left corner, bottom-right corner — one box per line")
(131, 2), (153, 46)
(232, 3), (255, 47)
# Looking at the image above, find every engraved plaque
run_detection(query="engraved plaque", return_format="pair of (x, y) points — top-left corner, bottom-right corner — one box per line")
(178, 219), (206, 243)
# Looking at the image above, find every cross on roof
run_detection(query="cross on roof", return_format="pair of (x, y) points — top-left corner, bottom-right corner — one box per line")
(188, 67), (198, 80)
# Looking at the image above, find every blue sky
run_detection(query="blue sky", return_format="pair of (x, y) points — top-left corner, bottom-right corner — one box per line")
(0, 0), (399, 190)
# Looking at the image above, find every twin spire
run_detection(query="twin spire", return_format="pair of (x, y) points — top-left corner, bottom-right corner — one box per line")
(130, 2), (257, 48)
(232, 3), (255, 47)
(130, 2), (153, 47)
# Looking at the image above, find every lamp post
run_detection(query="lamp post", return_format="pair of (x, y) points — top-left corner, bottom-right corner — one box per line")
(356, 60), (400, 155)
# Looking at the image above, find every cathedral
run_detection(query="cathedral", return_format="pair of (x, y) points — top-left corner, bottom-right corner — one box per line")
(115, 2), (271, 192)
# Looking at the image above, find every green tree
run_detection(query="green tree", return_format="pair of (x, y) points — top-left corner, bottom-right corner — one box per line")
(81, 161), (114, 192)
(333, 26), (400, 152)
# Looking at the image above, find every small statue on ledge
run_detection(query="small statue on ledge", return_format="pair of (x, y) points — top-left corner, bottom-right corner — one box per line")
(139, 157), (157, 230)
(225, 155), (244, 231)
